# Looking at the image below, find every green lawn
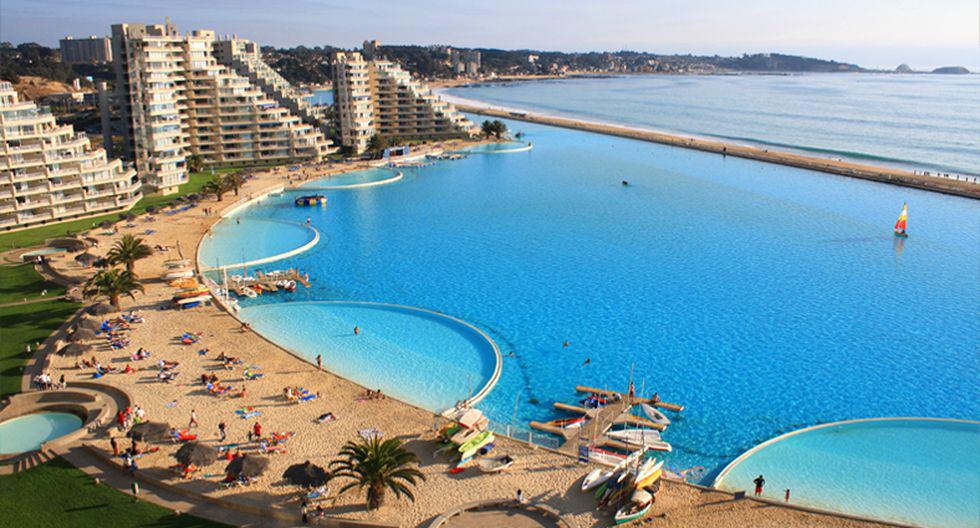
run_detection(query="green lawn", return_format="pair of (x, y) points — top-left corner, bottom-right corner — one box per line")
(0, 297), (79, 396)
(0, 263), (67, 304)
(0, 457), (229, 527)
(0, 167), (267, 250)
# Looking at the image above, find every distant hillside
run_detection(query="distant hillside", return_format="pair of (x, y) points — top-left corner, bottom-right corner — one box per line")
(931, 66), (970, 74)
(715, 53), (860, 72)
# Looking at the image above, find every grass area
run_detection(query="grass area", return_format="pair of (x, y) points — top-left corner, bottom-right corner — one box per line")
(0, 167), (268, 250)
(0, 263), (67, 304)
(0, 457), (229, 527)
(0, 297), (79, 397)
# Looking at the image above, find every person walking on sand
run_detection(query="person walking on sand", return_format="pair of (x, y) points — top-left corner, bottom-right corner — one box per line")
(189, 409), (198, 429)
(516, 489), (526, 504)
(753, 475), (766, 497)
(316, 354), (322, 370)
(110, 437), (119, 456)
(253, 421), (262, 441)
(218, 421), (227, 442)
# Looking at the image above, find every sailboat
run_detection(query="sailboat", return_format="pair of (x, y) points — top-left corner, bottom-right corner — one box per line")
(894, 203), (909, 238)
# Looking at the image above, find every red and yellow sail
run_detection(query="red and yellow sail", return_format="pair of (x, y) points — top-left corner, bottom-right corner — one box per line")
(894, 203), (908, 233)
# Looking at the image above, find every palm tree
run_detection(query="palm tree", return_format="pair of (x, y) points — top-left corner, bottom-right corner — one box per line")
(202, 175), (232, 202)
(84, 269), (144, 309)
(224, 172), (244, 197)
(187, 154), (204, 173)
(330, 437), (425, 510)
(480, 120), (494, 138)
(106, 234), (153, 274)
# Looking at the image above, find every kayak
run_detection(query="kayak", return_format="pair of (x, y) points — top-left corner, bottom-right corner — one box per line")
(546, 416), (587, 428)
(640, 403), (671, 426)
(458, 431), (493, 457)
(614, 490), (653, 524)
(581, 467), (614, 491)
(477, 455), (514, 473)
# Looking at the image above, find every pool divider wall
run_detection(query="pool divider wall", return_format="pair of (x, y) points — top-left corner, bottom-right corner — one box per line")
(298, 170), (404, 190)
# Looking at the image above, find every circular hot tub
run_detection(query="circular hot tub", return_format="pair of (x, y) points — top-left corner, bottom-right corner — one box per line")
(0, 411), (84, 454)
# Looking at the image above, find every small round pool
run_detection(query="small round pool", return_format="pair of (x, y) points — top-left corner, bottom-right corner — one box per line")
(302, 168), (402, 189)
(713, 418), (980, 528)
(0, 412), (83, 454)
(453, 141), (531, 154)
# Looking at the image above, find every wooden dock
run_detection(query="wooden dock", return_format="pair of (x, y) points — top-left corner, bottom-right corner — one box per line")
(529, 384), (683, 460)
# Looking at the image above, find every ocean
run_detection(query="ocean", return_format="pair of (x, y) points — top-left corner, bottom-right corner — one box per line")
(444, 73), (980, 177)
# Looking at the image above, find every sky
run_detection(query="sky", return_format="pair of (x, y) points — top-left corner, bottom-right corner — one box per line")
(2, 0), (978, 70)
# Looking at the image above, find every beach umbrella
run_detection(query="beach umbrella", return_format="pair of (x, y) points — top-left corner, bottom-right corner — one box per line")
(174, 442), (218, 467)
(87, 302), (115, 316)
(128, 422), (172, 442)
(282, 461), (330, 488)
(70, 328), (98, 342)
(225, 455), (270, 479)
(49, 238), (88, 252)
(59, 342), (91, 356)
(77, 316), (103, 332)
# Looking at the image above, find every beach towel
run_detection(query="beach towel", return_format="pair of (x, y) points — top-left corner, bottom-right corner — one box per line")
(240, 411), (261, 419)
(358, 428), (382, 440)
(165, 400), (178, 408)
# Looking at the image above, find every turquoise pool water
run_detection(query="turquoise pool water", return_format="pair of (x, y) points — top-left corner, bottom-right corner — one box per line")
(0, 412), (83, 453)
(198, 216), (316, 270)
(238, 301), (498, 410)
(204, 116), (980, 496)
(714, 419), (980, 527)
(300, 168), (400, 189)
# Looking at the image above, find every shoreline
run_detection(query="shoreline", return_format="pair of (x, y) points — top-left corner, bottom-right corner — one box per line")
(444, 98), (980, 200)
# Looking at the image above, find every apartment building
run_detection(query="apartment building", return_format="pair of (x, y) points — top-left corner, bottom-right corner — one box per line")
(109, 20), (333, 195)
(0, 81), (141, 233)
(333, 51), (477, 154)
(59, 35), (113, 64)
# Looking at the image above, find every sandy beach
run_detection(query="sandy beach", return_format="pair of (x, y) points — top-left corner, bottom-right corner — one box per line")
(32, 145), (905, 528)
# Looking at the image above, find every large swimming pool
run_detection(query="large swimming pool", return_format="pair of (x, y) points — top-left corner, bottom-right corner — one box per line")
(714, 418), (980, 527)
(203, 117), (979, 493)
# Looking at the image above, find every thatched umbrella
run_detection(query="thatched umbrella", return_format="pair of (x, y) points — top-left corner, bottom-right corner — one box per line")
(49, 238), (88, 252)
(225, 455), (270, 479)
(128, 422), (172, 442)
(70, 328), (99, 342)
(59, 342), (91, 356)
(174, 442), (218, 468)
(99, 220), (115, 229)
(77, 316), (103, 332)
(74, 253), (99, 267)
(283, 460), (330, 488)
(87, 302), (115, 316)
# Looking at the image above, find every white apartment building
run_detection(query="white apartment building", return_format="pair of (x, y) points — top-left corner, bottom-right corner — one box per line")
(333, 52), (477, 154)
(0, 81), (141, 233)
(110, 21), (334, 195)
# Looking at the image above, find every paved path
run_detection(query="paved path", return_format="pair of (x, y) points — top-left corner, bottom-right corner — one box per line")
(0, 294), (68, 308)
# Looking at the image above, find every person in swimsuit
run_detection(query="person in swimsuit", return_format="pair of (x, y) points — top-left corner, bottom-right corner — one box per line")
(753, 475), (766, 496)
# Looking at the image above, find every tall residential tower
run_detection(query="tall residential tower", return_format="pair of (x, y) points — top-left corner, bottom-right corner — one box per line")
(0, 81), (140, 232)
(333, 51), (476, 154)
(108, 20), (334, 194)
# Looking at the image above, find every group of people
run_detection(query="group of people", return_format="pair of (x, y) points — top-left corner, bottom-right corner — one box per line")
(115, 404), (147, 430)
(31, 371), (63, 390)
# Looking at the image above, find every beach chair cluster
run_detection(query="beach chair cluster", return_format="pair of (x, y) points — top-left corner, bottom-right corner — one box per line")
(164, 203), (197, 216)
(235, 406), (262, 420)
(259, 431), (293, 455)
(171, 428), (198, 443)
(179, 332), (202, 345)
(283, 386), (317, 404)
(207, 381), (233, 396)
(242, 366), (264, 381)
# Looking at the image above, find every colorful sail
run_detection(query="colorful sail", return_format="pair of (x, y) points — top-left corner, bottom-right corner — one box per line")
(894, 203), (908, 233)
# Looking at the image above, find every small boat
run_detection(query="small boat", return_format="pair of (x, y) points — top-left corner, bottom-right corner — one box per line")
(459, 431), (494, 460)
(173, 287), (209, 299)
(164, 269), (194, 279)
(477, 455), (514, 473)
(239, 287), (258, 298)
(614, 489), (654, 525)
(633, 459), (664, 486)
(176, 294), (211, 305)
(894, 202), (909, 238)
(546, 416), (587, 429)
(609, 429), (672, 452)
(640, 403), (671, 426)
(635, 467), (663, 489)
(295, 194), (327, 206)
(581, 467), (614, 491)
